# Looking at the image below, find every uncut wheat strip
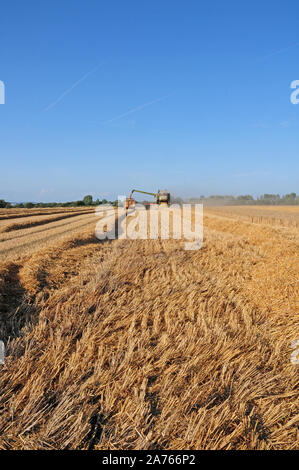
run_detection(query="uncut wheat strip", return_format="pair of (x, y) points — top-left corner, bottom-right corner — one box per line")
(203, 213), (299, 246)
(201, 214), (299, 316)
(204, 211), (299, 229)
(205, 206), (299, 227)
(206, 205), (299, 216)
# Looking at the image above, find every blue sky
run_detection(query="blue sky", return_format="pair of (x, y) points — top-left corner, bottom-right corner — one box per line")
(0, 0), (298, 202)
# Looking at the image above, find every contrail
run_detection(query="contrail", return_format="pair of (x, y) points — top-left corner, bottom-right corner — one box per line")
(44, 62), (104, 111)
(102, 95), (170, 124)
(260, 42), (299, 60)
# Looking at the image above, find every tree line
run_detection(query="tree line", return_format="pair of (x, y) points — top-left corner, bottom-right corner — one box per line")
(1, 193), (299, 208)
(0, 195), (118, 209)
(175, 193), (299, 205)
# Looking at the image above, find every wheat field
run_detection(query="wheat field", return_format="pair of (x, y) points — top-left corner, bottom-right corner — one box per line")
(0, 205), (298, 450)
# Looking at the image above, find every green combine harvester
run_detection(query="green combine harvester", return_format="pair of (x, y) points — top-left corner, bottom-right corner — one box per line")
(125, 189), (170, 209)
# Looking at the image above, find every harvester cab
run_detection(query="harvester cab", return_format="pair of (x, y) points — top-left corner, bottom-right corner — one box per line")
(156, 189), (170, 205)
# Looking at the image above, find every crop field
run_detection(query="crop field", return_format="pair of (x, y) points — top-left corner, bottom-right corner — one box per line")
(205, 205), (299, 228)
(0, 205), (298, 450)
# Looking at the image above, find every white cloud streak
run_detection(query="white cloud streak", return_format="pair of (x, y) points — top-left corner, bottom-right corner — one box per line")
(102, 95), (170, 124)
(44, 62), (104, 112)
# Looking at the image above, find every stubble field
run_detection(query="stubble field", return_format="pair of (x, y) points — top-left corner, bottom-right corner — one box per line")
(0, 205), (298, 450)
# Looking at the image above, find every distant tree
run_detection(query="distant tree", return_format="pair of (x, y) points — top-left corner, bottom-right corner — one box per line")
(264, 194), (281, 205)
(83, 195), (93, 206)
(5, 202), (12, 208)
(0, 199), (7, 208)
(281, 193), (297, 205)
(24, 202), (34, 208)
(236, 195), (255, 205)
